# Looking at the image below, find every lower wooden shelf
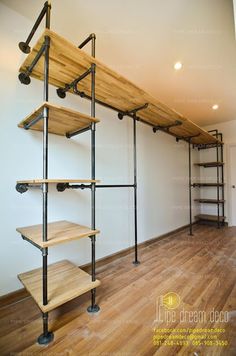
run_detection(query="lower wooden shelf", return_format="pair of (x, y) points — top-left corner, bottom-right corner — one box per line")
(194, 199), (225, 204)
(195, 214), (225, 222)
(16, 220), (99, 248)
(18, 260), (100, 313)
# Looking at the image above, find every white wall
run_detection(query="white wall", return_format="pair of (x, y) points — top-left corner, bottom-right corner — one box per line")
(0, 3), (199, 295)
(199, 120), (236, 220)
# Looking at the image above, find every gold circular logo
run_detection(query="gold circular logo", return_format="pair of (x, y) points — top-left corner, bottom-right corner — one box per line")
(162, 292), (181, 309)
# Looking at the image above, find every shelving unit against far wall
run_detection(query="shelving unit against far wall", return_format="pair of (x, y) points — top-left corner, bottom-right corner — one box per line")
(193, 130), (225, 228)
(15, 1), (223, 345)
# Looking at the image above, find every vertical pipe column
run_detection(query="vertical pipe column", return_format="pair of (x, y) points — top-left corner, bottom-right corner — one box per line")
(87, 34), (100, 313)
(38, 33), (53, 345)
(45, 1), (51, 29)
(188, 140), (193, 236)
(133, 116), (140, 264)
(216, 142), (220, 228)
(221, 141), (225, 225)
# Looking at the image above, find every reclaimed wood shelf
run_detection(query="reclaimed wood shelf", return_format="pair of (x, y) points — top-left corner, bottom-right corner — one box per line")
(16, 220), (99, 248)
(195, 214), (225, 222)
(18, 102), (99, 137)
(193, 182), (224, 187)
(194, 199), (225, 204)
(18, 260), (100, 312)
(195, 162), (224, 167)
(17, 179), (99, 184)
(19, 29), (222, 145)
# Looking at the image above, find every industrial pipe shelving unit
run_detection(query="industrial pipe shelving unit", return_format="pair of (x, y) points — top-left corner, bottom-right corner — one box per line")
(15, 1), (223, 344)
(193, 130), (225, 228)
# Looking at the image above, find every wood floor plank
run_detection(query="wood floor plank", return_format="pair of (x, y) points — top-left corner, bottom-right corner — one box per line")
(0, 225), (235, 355)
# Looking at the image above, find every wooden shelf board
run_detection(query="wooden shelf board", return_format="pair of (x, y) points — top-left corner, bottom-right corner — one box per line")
(195, 214), (225, 222)
(194, 199), (225, 204)
(17, 179), (99, 184)
(193, 182), (224, 187)
(16, 220), (99, 248)
(18, 260), (100, 312)
(195, 162), (224, 167)
(19, 29), (222, 145)
(18, 102), (99, 137)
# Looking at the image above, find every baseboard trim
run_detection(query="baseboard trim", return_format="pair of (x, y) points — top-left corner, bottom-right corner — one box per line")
(81, 223), (192, 272)
(0, 223), (192, 308)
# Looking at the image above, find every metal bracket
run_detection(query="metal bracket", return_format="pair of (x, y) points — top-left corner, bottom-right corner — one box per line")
(18, 1), (51, 54)
(118, 103), (148, 120)
(176, 133), (201, 143)
(18, 37), (50, 85)
(66, 125), (92, 139)
(78, 33), (96, 50)
(57, 66), (94, 99)
(153, 120), (182, 133)
(22, 235), (43, 251)
(24, 112), (44, 130)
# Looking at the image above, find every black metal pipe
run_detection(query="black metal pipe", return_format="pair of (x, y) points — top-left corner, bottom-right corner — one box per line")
(22, 235), (42, 251)
(78, 33), (96, 51)
(18, 1), (50, 53)
(71, 88), (191, 144)
(18, 42), (46, 85)
(216, 141), (220, 228)
(42, 248), (48, 305)
(38, 312), (53, 345)
(66, 125), (92, 138)
(42, 35), (50, 340)
(73, 68), (92, 93)
(188, 140), (193, 236)
(24, 112), (43, 130)
(42, 36), (50, 243)
(133, 117), (140, 264)
(57, 67), (92, 98)
(87, 34), (99, 313)
(45, 1), (51, 29)
(221, 139), (225, 223)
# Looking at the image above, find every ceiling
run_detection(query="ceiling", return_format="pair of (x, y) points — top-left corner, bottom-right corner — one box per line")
(1, 0), (236, 126)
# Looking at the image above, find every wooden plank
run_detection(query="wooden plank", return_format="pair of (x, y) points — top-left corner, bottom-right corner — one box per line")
(1, 226), (236, 355)
(195, 214), (225, 222)
(19, 29), (221, 145)
(16, 220), (99, 248)
(17, 179), (99, 184)
(193, 182), (224, 187)
(195, 162), (224, 167)
(18, 260), (100, 313)
(18, 102), (99, 136)
(194, 199), (225, 203)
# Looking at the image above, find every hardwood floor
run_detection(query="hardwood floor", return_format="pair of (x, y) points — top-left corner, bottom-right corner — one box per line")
(0, 225), (235, 355)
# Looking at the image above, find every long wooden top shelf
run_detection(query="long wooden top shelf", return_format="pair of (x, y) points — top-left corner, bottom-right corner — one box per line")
(19, 29), (221, 145)
(18, 102), (99, 137)
(17, 179), (99, 184)
(16, 220), (99, 248)
(18, 260), (100, 312)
